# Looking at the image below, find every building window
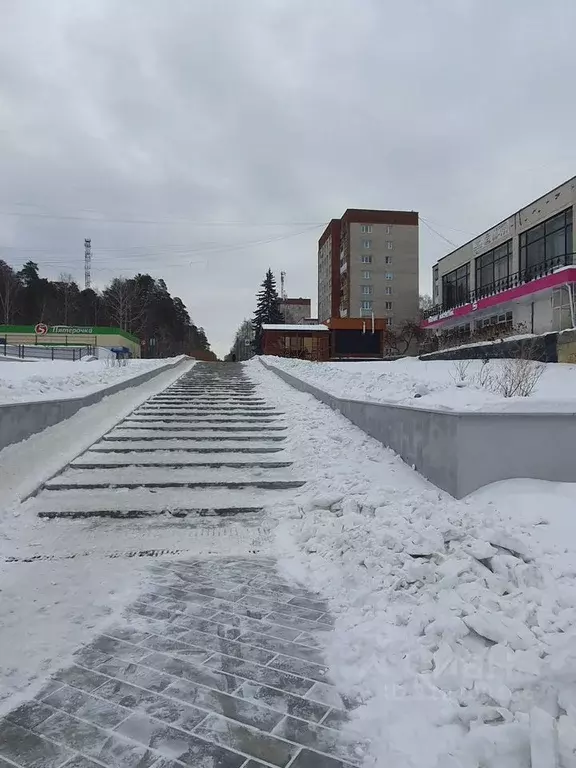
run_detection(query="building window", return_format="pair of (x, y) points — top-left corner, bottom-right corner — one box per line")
(475, 240), (512, 295)
(362, 270), (371, 279)
(385, 301), (393, 310)
(520, 208), (573, 273)
(361, 224), (373, 234)
(385, 286), (392, 295)
(386, 241), (393, 250)
(361, 300), (373, 310)
(361, 255), (372, 264)
(385, 256), (392, 264)
(362, 239), (372, 249)
(386, 316), (393, 328)
(385, 272), (394, 280)
(362, 285), (373, 295)
(442, 263), (470, 309)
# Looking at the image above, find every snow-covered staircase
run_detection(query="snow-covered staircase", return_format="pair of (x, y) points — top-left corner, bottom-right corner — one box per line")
(28, 363), (303, 519)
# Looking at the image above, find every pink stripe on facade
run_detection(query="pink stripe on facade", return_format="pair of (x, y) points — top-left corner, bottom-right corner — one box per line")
(423, 267), (576, 328)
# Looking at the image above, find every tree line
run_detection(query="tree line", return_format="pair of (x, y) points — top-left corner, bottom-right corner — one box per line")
(0, 259), (216, 359)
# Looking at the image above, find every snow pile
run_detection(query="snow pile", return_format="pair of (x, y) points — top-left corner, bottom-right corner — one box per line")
(263, 356), (576, 412)
(247, 360), (576, 768)
(0, 357), (182, 403)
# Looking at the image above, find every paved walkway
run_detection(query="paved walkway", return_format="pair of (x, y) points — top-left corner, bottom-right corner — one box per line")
(0, 365), (364, 768)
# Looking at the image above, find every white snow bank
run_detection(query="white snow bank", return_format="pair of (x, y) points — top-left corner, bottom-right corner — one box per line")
(248, 359), (576, 768)
(0, 356), (183, 404)
(263, 356), (576, 412)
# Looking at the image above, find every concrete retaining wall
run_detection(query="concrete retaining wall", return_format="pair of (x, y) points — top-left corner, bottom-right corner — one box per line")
(0, 358), (188, 452)
(262, 361), (576, 498)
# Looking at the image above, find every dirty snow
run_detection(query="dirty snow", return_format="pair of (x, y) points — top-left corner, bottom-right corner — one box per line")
(263, 356), (576, 413)
(0, 357), (183, 403)
(248, 358), (576, 768)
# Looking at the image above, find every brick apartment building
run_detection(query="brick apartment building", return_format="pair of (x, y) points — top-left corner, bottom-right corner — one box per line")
(318, 209), (419, 329)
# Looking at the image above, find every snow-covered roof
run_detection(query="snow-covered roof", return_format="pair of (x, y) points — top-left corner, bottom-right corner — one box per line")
(262, 324), (329, 332)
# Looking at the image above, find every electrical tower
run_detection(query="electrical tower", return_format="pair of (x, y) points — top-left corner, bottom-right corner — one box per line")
(84, 238), (92, 290)
(280, 270), (287, 299)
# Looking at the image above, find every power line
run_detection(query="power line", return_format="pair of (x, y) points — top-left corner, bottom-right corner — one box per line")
(419, 216), (458, 248)
(0, 206), (326, 228)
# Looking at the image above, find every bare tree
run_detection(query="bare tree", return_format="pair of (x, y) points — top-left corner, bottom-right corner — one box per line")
(103, 278), (147, 332)
(57, 273), (78, 325)
(0, 261), (21, 324)
(449, 359), (472, 384)
(473, 341), (545, 398)
(383, 320), (425, 356)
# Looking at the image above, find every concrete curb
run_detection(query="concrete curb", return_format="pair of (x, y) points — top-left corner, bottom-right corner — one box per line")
(0, 357), (189, 452)
(261, 359), (576, 498)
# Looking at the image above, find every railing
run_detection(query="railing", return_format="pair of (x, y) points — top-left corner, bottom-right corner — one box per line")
(0, 343), (95, 361)
(424, 253), (576, 320)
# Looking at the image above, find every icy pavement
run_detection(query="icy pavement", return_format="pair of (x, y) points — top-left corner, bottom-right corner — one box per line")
(0, 364), (363, 767)
(0, 557), (364, 767)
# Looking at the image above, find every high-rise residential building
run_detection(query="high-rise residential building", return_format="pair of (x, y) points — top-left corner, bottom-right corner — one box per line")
(318, 209), (419, 327)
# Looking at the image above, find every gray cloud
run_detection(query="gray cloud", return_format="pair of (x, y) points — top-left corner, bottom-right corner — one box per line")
(1, 0), (575, 355)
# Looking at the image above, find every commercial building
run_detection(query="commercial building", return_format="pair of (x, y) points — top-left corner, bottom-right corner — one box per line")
(0, 325), (141, 357)
(318, 209), (419, 328)
(278, 297), (311, 324)
(261, 317), (389, 361)
(423, 176), (576, 340)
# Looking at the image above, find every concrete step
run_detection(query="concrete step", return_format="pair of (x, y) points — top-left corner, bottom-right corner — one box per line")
(71, 451), (292, 468)
(89, 442), (285, 453)
(114, 423), (286, 432)
(37, 506), (264, 519)
(123, 416), (280, 424)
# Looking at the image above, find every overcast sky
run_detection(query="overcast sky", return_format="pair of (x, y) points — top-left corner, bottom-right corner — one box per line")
(1, 0), (575, 356)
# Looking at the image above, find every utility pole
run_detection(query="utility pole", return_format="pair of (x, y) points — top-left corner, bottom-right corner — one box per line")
(84, 238), (92, 290)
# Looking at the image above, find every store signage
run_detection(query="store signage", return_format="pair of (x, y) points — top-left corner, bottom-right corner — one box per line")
(426, 308), (455, 323)
(472, 220), (511, 256)
(49, 326), (94, 334)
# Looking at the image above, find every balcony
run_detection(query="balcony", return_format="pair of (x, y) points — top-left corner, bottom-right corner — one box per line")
(424, 253), (575, 320)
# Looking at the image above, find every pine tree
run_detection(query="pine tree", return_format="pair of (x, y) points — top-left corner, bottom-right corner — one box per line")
(252, 269), (283, 353)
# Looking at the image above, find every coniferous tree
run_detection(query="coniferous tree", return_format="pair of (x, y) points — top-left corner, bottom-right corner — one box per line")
(252, 269), (282, 353)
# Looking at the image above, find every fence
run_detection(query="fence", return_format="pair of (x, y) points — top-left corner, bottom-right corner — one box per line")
(0, 342), (95, 361)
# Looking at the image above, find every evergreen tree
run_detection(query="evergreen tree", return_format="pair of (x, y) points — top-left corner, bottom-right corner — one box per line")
(252, 269), (282, 354)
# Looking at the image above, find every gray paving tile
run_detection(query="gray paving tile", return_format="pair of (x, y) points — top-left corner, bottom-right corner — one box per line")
(287, 596), (330, 612)
(236, 632), (326, 666)
(105, 625), (153, 645)
(5, 700), (55, 730)
(88, 635), (153, 663)
(95, 658), (172, 693)
(0, 759), (15, 768)
(95, 678), (206, 733)
(162, 678), (284, 732)
(235, 681), (329, 723)
(34, 711), (110, 757)
(210, 612), (303, 642)
(289, 749), (354, 768)
(239, 597), (326, 622)
(320, 709), (351, 730)
(115, 713), (245, 767)
(93, 733), (158, 767)
(72, 647), (113, 669)
(272, 716), (366, 765)
(52, 665), (111, 693)
(169, 615), (242, 640)
(42, 685), (128, 728)
(264, 613), (333, 634)
(176, 629), (276, 665)
(61, 756), (107, 768)
(141, 652), (240, 694)
(148, 584), (217, 605)
(194, 713), (297, 767)
(137, 634), (214, 663)
(268, 656), (330, 685)
(204, 654), (314, 697)
(0, 720), (74, 768)
(304, 683), (347, 711)
(34, 680), (65, 701)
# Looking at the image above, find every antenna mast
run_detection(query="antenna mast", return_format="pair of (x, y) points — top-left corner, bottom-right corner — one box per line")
(84, 238), (92, 290)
